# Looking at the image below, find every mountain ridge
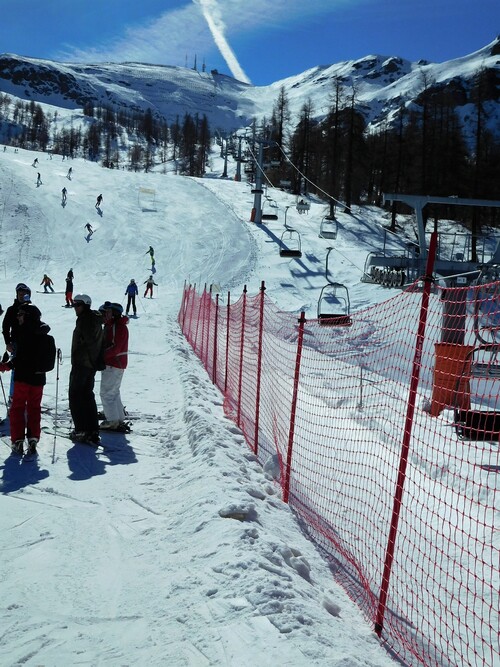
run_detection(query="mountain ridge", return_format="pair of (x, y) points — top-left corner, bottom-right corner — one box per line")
(0, 37), (499, 137)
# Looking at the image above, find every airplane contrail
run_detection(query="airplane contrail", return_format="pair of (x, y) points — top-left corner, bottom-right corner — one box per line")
(195, 0), (252, 84)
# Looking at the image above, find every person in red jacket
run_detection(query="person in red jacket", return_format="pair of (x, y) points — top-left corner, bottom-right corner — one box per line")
(99, 302), (129, 431)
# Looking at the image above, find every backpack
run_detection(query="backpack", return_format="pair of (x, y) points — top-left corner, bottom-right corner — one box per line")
(36, 334), (57, 373)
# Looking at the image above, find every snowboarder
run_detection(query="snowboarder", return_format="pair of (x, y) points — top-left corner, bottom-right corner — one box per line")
(0, 304), (54, 456)
(67, 167), (72, 179)
(95, 194), (103, 209)
(32, 158), (38, 167)
(40, 274), (55, 293)
(61, 187), (67, 203)
(85, 223), (93, 236)
(143, 275), (158, 298)
(99, 303), (129, 431)
(36, 172), (42, 186)
(65, 274), (74, 308)
(68, 294), (104, 444)
(125, 279), (138, 316)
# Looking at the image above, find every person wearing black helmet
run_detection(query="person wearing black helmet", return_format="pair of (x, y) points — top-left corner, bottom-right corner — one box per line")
(2, 283), (32, 405)
(99, 302), (129, 431)
(68, 294), (104, 444)
(0, 304), (54, 456)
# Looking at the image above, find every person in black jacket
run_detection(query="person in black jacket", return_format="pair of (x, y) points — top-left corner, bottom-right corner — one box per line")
(68, 294), (104, 444)
(2, 282), (32, 403)
(0, 304), (52, 455)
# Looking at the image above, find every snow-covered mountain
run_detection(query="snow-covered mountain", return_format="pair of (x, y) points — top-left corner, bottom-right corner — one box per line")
(0, 37), (499, 136)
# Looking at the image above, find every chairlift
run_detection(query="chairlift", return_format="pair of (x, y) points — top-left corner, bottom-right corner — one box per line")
(280, 179), (292, 189)
(262, 197), (279, 221)
(280, 229), (302, 258)
(317, 282), (352, 326)
(296, 198), (310, 214)
(319, 216), (338, 240)
(454, 344), (500, 441)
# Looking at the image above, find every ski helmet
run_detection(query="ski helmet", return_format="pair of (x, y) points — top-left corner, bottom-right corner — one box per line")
(15, 282), (31, 294)
(109, 302), (123, 315)
(73, 293), (92, 306)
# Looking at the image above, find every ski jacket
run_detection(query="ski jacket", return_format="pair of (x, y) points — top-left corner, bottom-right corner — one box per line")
(41, 276), (53, 286)
(6, 318), (52, 386)
(2, 299), (26, 347)
(66, 278), (74, 292)
(125, 283), (138, 296)
(71, 308), (104, 370)
(144, 278), (158, 286)
(103, 316), (129, 369)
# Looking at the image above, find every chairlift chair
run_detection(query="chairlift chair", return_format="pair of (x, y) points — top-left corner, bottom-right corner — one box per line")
(454, 343), (500, 440)
(317, 282), (352, 326)
(296, 198), (310, 214)
(319, 216), (338, 240)
(280, 229), (302, 258)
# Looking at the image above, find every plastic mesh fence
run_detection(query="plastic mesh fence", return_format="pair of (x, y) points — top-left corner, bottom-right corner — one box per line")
(178, 281), (499, 667)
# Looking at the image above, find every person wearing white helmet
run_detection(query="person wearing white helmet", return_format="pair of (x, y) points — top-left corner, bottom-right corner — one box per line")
(99, 302), (129, 432)
(68, 294), (104, 444)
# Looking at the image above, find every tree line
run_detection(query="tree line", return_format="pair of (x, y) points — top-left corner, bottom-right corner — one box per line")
(258, 68), (500, 229)
(0, 95), (211, 177)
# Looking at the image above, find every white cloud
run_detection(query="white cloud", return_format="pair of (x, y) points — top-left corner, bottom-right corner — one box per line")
(55, 0), (355, 73)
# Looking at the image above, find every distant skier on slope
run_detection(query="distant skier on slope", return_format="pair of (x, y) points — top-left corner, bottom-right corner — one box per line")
(143, 275), (158, 298)
(95, 194), (103, 209)
(125, 279), (138, 316)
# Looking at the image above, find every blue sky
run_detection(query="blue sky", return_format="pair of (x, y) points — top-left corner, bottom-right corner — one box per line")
(1, 0), (498, 85)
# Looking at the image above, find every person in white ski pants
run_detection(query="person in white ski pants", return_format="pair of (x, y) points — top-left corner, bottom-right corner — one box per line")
(99, 302), (129, 430)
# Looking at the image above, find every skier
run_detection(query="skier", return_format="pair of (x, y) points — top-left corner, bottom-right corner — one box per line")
(125, 278), (138, 316)
(61, 187), (67, 203)
(67, 167), (72, 179)
(68, 294), (104, 444)
(85, 223), (93, 236)
(0, 304), (54, 456)
(2, 283), (32, 405)
(40, 274), (55, 293)
(36, 172), (42, 186)
(99, 303), (129, 431)
(95, 194), (103, 209)
(143, 275), (158, 298)
(32, 158), (38, 167)
(65, 274), (74, 308)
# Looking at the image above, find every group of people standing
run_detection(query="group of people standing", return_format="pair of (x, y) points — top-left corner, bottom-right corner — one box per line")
(0, 281), (130, 455)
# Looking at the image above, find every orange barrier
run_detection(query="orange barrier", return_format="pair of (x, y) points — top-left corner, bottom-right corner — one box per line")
(429, 342), (474, 416)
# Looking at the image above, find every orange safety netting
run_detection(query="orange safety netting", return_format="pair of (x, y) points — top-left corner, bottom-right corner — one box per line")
(178, 279), (499, 667)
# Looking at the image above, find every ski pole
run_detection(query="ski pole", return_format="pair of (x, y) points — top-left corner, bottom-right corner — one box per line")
(51, 348), (62, 464)
(0, 374), (8, 412)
